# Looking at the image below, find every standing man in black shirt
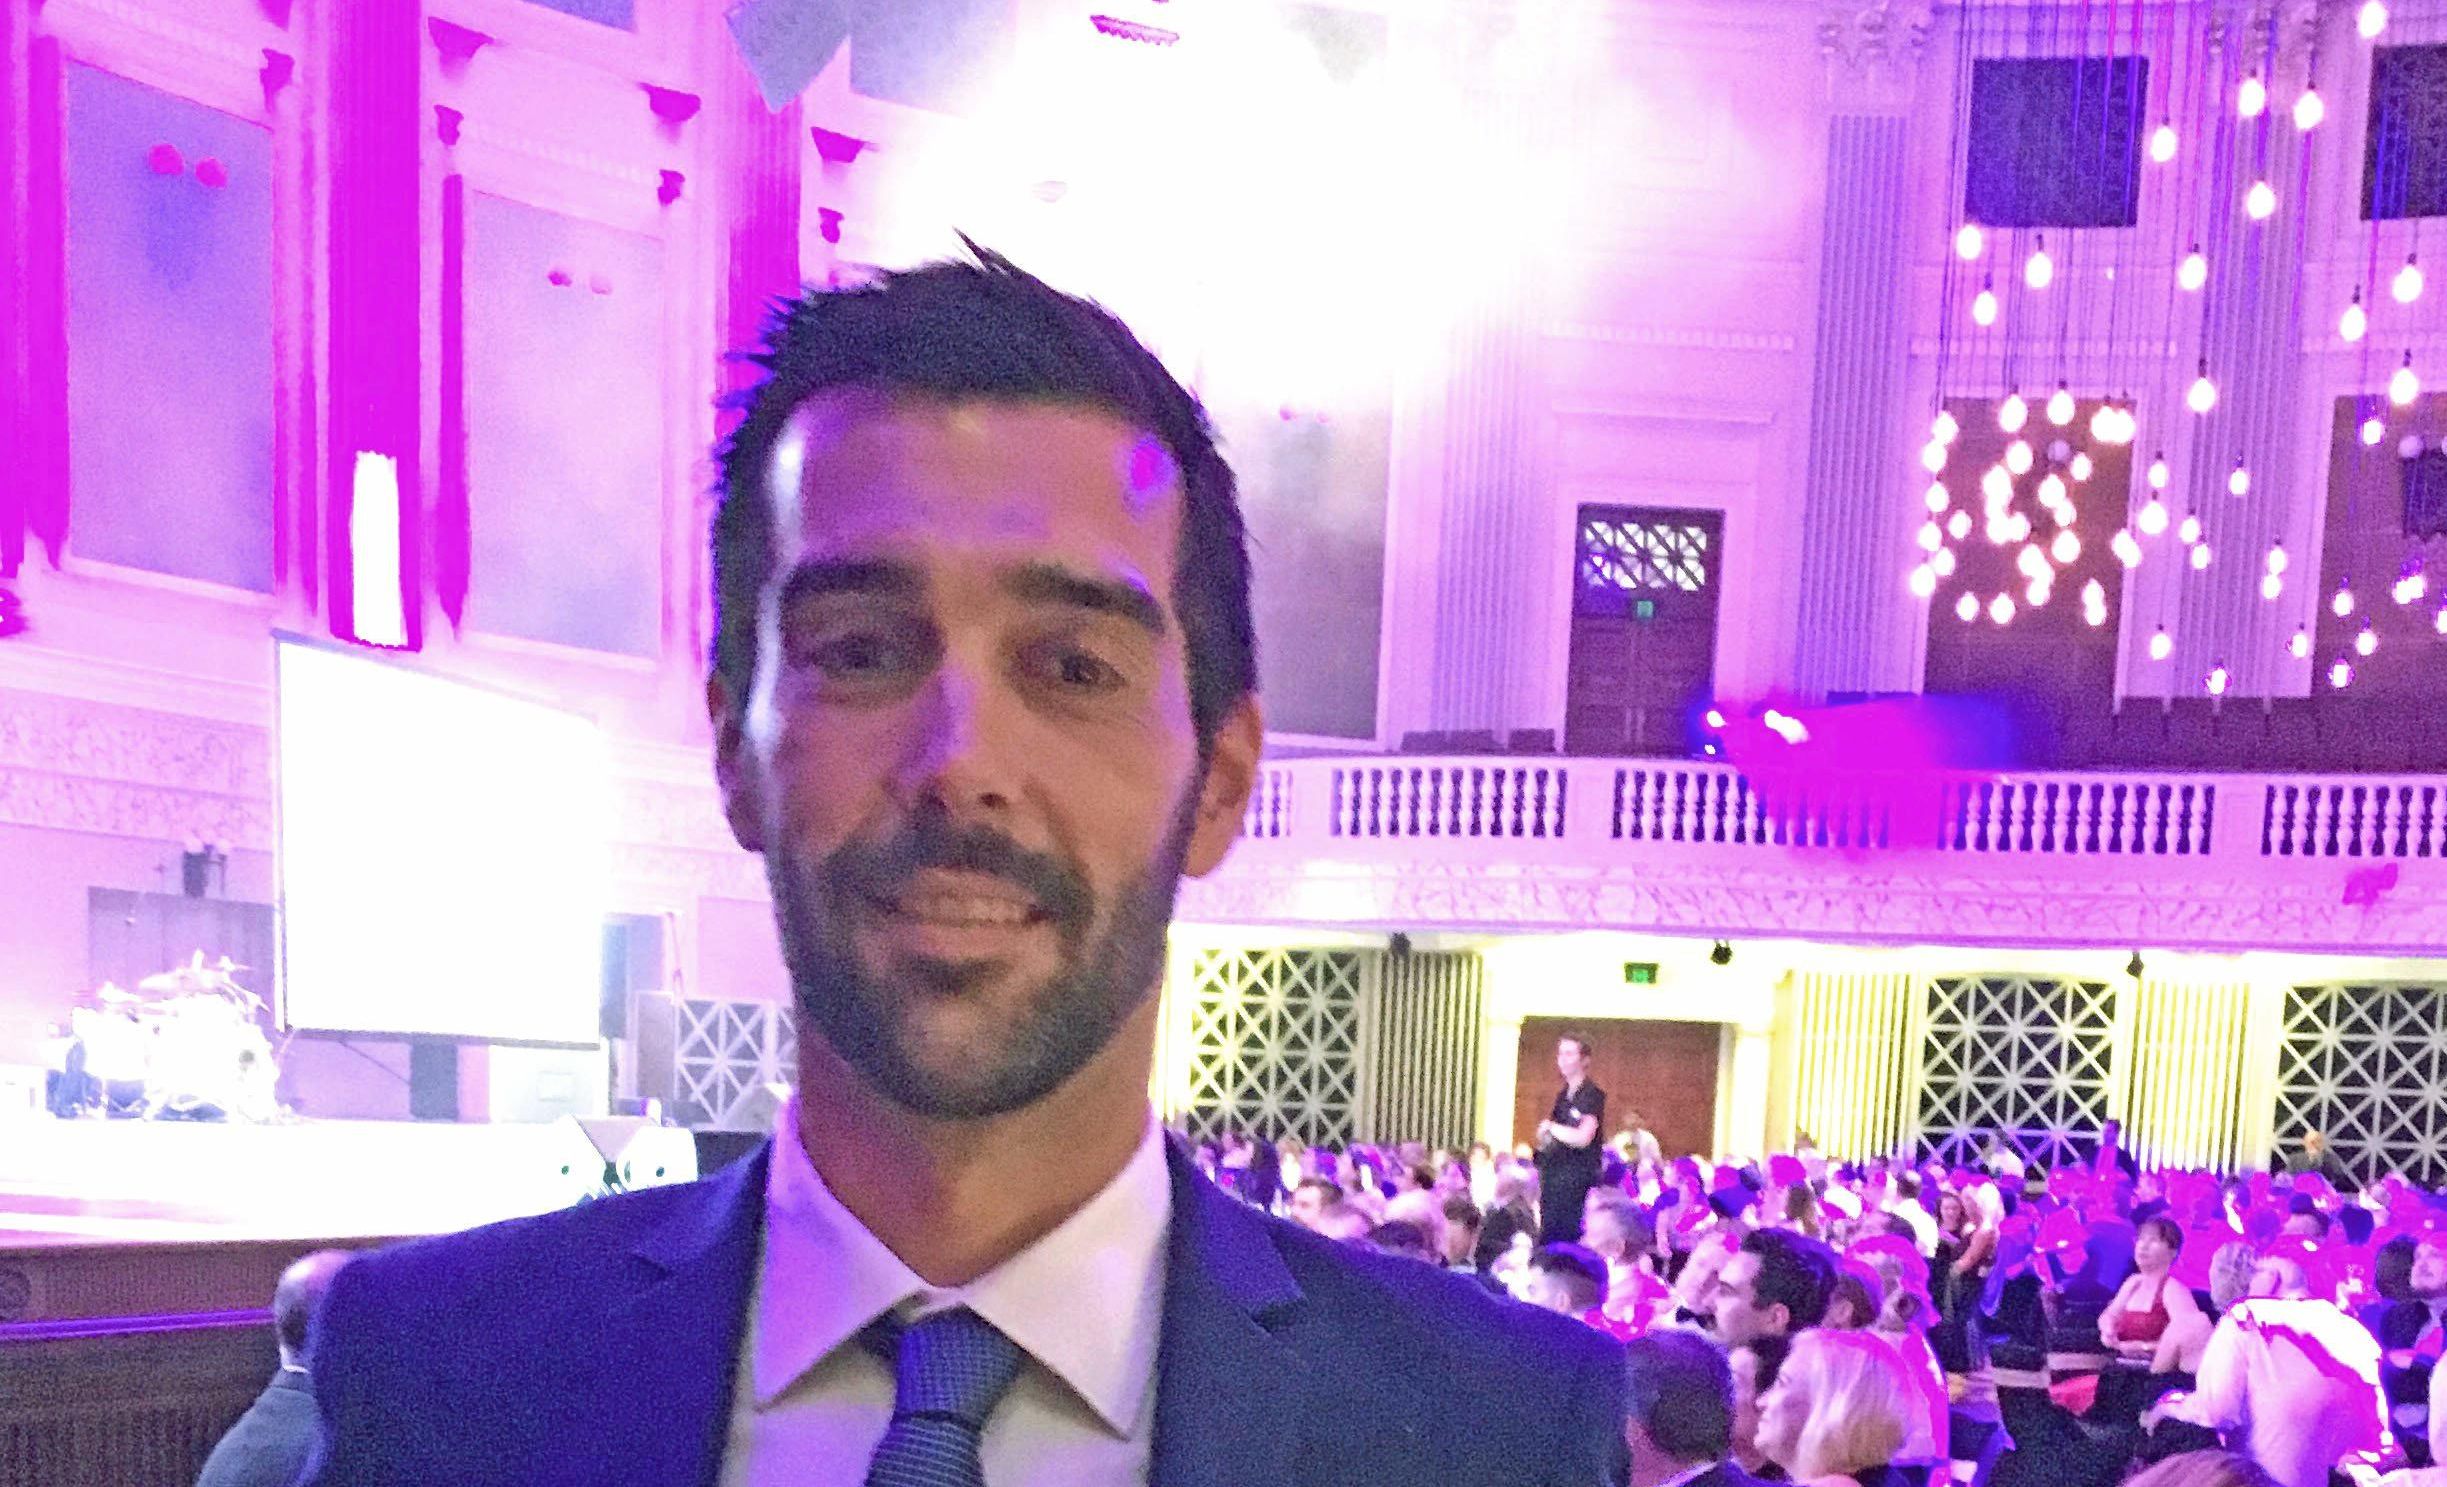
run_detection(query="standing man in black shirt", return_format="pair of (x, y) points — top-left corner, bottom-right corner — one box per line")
(1536, 1033), (1607, 1244)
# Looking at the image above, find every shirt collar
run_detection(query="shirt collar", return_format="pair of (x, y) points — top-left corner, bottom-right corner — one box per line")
(1652, 1461), (1720, 1487)
(752, 1096), (1173, 1437)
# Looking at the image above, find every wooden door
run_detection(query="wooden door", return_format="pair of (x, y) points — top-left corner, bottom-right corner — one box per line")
(1564, 507), (1722, 756)
(1513, 1017), (1724, 1160)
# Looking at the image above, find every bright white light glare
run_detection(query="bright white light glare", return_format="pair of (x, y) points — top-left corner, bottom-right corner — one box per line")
(1764, 711), (1811, 745)
(1932, 547), (1958, 578)
(1909, 564), (1938, 598)
(2246, 181), (2278, 220)
(2191, 543), (2213, 570)
(2139, 498), (2170, 536)
(2052, 502), (2077, 529)
(2436, 606), (2447, 635)
(2331, 658), (2355, 689)
(1973, 287), (2000, 326)
(2396, 257), (2426, 305)
(2038, 475), (2068, 509)
(2179, 514), (2203, 546)
(1932, 410), (1960, 445)
(2239, 74), (2268, 118)
(2083, 579), (2107, 607)
(2342, 294), (2369, 343)
(1956, 592), (1980, 622)
(2229, 464), (2252, 497)
(2392, 357), (2421, 407)
(1948, 510), (1973, 540)
(1705, 709), (1727, 730)
(2048, 386), (2076, 426)
(2208, 664), (2229, 697)
(1922, 441), (1949, 474)
(1956, 223), (1985, 261)
(1918, 521), (1944, 552)
(2025, 241), (2054, 290)
(2404, 435), (2429, 459)
(2149, 628), (2173, 661)
(2150, 122), (2179, 163)
(2363, 416), (2389, 446)
(2052, 530), (2082, 564)
(2113, 530), (2144, 567)
(2266, 545), (2289, 574)
(2006, 512), (2033, 542)
(1926, 482), (1951, 513)
(2294, 88), (2326, 130)
(2005, 439), (2035, 475)
(2334, 583), (2358, 617)
(2362, 0), (2390, 39)
(2357, 625), (2380, 656)
(347, 452), (407, 649)
(2291, 626), (2312, 659)
(2189, 372), (2219, 414)
(2179, 249), (2209, 293)
(1990, 594), (2016, 625)
(2071, 452), (2095, 482)
(2148, 455), (2171, 490)
(1999, 394), (2029, 433)
(2262, 572), (2284, 600)
(1982, 466), (2014, 504)
(2018, 544), (2051, 580)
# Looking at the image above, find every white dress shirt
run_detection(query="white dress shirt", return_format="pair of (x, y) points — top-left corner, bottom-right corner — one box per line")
(2162, 1298), (2385, 1487)
(717, 1099), (1173, 1486)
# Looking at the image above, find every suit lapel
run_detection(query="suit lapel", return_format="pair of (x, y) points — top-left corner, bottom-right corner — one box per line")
(556, 1146), (770, 1487)
(1149, 1142), (1317, 1487)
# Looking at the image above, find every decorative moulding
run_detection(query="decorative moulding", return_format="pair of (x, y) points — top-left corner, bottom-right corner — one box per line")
(1547, 322), (1800, 355)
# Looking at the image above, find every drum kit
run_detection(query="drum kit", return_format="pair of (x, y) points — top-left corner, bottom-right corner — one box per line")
(58, 952), (282, 1122)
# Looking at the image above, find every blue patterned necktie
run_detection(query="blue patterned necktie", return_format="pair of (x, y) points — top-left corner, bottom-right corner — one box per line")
(862, 1307), (1025, 1487)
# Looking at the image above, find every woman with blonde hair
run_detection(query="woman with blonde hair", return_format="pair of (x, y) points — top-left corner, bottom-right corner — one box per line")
(1755, 1328), (1920, 1487)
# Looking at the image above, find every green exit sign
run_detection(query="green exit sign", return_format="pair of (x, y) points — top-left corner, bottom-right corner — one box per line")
(1624, 962), (1659, 985)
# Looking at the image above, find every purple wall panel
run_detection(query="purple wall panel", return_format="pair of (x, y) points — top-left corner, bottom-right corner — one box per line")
(62, 64), (274, 592)
(463, 193), (663, 658)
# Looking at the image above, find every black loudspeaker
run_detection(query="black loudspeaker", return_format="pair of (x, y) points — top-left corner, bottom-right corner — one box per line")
(408, 1040), (459, 1121)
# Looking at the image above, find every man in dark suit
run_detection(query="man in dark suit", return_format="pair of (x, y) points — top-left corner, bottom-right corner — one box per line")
(195, 1248), (350, 1487)
(1622, 1330), (1762, 1487)
(303, 249), (1623, 1487)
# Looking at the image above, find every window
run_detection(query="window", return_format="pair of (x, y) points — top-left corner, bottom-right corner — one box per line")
(2365, 45), (2447, 221)
(1964, 57), (2147, 230)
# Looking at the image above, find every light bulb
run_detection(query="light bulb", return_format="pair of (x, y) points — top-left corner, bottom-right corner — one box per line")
(2027, 578), (2053, 607)
(2334, 582), (2357, 618)
(2071, 452), (2095, 482)
(2005, 439), (2035, 475)
(2362, 0), (2390, 38)
(1956, 592), (1979, 622)
(2150, 121), (2179, 163)
(2246, 180), (2278, 220)
(2410, 572), (2428, 602)
(2266, 544), (2289, 575)
(2052, 502), (2077, 529)
(2085, 604), (2109, 628)
(2436, 605), (2447, 635)
(2083, 578), (2107, 608)
(2191, 542), (2213, 570)
(2025, 239), (2054, 290)
(1955, 223), (1985, 261)
(2392, 355), (2420, 407)
(2357, 625), (2379, 656)
(1982, 465), (2013, 505)
(2208, 664), (2230, 697)
(2179, 248), (2209, 292)
(2149, 627), (2173, 661)
(2179, 513), (2203, 545)
(1918, 521), (1944, 552)
(1948, 510), (1973, 540)
(1973, 286), (1999, 326)
(2148, 454), (2170, 490)
(2295, 88), (2326, 130)
(2332, 657), (2356, 688)
(1922, 441), (1949, 474)
(1999, 393), (2029, 434)
(2018, 544), (2051, 580)
(1909, 564), (1938, 598)
(2139, 498), (2170, 536)
(2291, 626), (2312, 659)
(2189, 368), (2219, 414)
(1932, 547), (1957, 578)
(2239, 74), (2267, 118)
(2262, 572), (2284, 600)
(2405, 435), (2429, 459)
(1990, 594), (2016, 625)
(2006, 512), (2032, 543)
(2048, 386), (2076, 426)
(2395, 256), (2425, 305)
(2229, 464), (2252, 497)
(2363, 415), (2389, 446)
(2342, 292), (2368, 343)
(2113, 530), (2144, 567)
(1925, 481), (1951, 513)
(2052, 530), (2082, 564)
(2038, 473), (2068, 506)
(2088, 405), (2116, 442)
(1932, 409), (1960, 445)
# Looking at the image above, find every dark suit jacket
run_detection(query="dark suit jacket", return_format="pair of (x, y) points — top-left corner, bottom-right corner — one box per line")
(1680, 1462), (1769, 1487)
(303, 1139), (1625, 1486)
(195, 1369), (319, 1487)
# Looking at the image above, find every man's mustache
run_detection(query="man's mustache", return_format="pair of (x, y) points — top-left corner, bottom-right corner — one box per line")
(823, 813), (1093, 929)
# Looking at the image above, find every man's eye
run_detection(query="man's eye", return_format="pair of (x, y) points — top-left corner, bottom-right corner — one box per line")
(1030, 644), (1124, 692)
(803, 634), (904, 676)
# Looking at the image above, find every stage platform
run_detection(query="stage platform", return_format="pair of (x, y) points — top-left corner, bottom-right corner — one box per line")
(0, 1112), (709, 1248)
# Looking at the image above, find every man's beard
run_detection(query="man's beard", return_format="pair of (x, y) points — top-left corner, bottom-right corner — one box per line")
(768, 785), (1199, 1121)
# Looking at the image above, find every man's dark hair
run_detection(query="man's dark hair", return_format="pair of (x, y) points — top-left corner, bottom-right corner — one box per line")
(1738, 1228), (1839, 1330)
(1532, 1243), (1610, 1310)
(1623, 1330), (1735, 1463)
(2138, 1214), (2186, 1252)
(1557, 1033), (1593, 1060)
(1369, 1221), (1438, 1264)
(274, 1250), (351, 1361)
(1443, 1192), (1484, 1229)
(1293, 1176), (1340, 1206)
(712, 246), (1258, 752)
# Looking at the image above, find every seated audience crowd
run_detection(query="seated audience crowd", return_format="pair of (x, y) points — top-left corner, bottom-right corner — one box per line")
(1195, 1126), (2447, 1487)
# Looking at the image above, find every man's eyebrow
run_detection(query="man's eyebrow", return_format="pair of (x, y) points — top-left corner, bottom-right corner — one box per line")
(776, 558), (924, 609)
(1002, 562), (1168, 637)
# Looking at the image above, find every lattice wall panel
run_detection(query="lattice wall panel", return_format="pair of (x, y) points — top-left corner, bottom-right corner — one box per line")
(1179, 948), (1369, 1146)
(1361, 951), (1482, 1148)
(1791, 972), (1917, 1162)
(675, 998), (795, 1131)
(1915, 974), (2120, 1169)
(2276, 983), (2447, 1187)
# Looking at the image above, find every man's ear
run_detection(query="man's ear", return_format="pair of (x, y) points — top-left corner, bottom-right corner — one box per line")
(1183, 693), (1263, 878)
(707, 671), (765, 854)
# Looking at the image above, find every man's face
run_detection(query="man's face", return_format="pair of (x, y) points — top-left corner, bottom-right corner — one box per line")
(2305, 1133), (2328, 1156)
(1521, 1267), (1581, 1317)
(1582, 1207), (1627, 1260)
(1557, 1038), (1590, 1082)
(715, 394), (1258, 1120)
(1288, 1184), (1329, 1230)
(2411, 1238), (2447, 1298)
(1713, 1250), (1787, 1345)
(2249, 1257), (2308, 1300)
